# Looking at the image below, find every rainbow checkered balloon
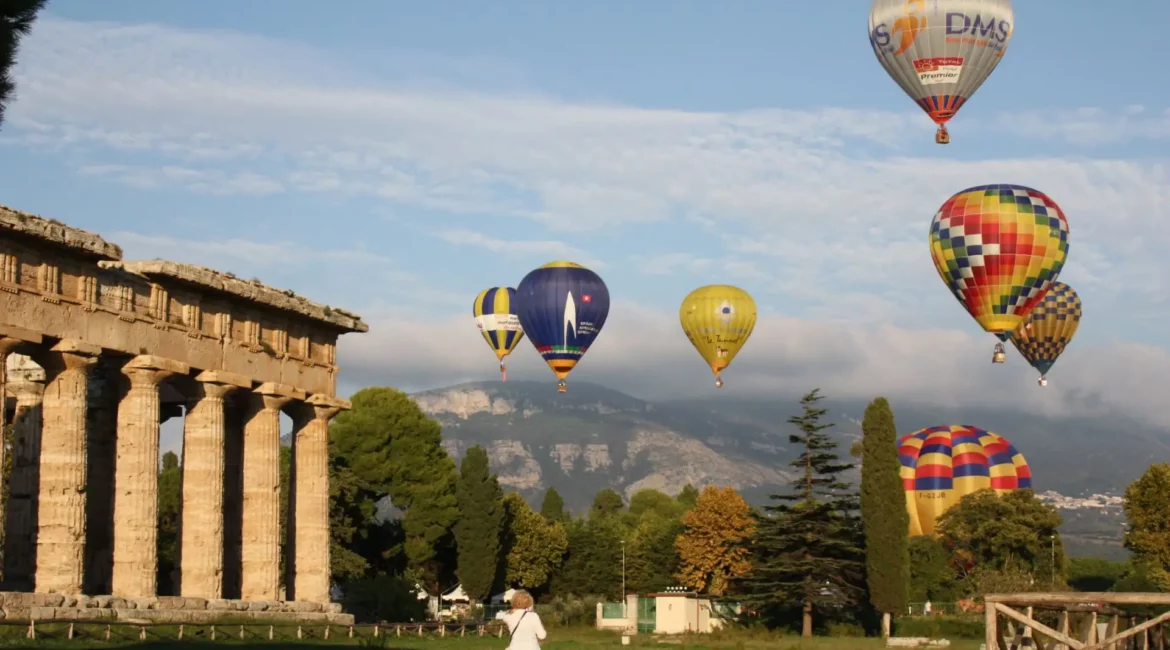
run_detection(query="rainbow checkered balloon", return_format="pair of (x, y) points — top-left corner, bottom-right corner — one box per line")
(898, 425), (1032, 537)
(929, 184), (1070, 335)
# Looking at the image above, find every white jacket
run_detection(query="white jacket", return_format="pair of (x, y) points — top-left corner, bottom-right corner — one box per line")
(500, 609), (547, 650)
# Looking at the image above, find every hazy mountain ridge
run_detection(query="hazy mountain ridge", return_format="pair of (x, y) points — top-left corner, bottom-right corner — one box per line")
(410, 380), (1167, 557)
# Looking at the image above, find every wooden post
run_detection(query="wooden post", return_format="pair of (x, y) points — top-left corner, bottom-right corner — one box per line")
(349, 626), (354, 638)
(1087, 612), (1098, 646)
(1022, 606), (1035, 649)
(178, 625), (184, 640)
(140, 626), (147, 641)
(27, 621), (34, 640)
(211, 625), (217, 641)
(105, 624), (111, 641)
(1107, 615), (1119, 650)
(67, 623), (74, 640)
(297, 625), (303, 640)
(987, 603), (1000, 650)
(325, 625), (331, 640)
(269, 625), (274, 640)
(239, 625), (245, 640)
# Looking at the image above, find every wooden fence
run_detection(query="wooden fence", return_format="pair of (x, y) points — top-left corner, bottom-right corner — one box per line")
(0, 619), (509, 643)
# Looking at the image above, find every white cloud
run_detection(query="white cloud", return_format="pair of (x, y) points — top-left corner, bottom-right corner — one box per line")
(337, 301), (1170, 431)
(434, 229), (599, 267)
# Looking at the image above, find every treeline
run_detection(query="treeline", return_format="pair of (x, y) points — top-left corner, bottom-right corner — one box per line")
(144, 386), (1170, 635)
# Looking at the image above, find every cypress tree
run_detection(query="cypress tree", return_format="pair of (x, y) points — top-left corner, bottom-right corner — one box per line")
(860, 397), (910, 638)
(738, 389), (866, 636)
(454, 446), (503, 605)
(540, 487), (566, 522)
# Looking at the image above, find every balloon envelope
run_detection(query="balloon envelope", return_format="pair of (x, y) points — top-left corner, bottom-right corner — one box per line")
(679, 285), (757, 386)
(472, 287), (525, 378)
(929, 184), (1070, 335)
(1009, 281), (1082, 379)
(514, 261), (610, 390)
(868, 0), (1014, 129)
(899, 425), (1032, 537)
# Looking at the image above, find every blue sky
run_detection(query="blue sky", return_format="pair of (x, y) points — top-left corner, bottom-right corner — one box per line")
(2, 0), (1169, 429)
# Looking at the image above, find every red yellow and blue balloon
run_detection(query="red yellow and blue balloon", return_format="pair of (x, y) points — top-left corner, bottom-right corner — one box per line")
(514, 261), (610, 393)
(928, 184), (1070, 363)
(1009, 281), (1081, 387)
(899, 425), (1032, 537)
(472, 287), (525, 381)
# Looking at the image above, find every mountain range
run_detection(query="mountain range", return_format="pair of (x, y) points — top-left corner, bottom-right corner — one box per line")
(410, 380), (1162, 560)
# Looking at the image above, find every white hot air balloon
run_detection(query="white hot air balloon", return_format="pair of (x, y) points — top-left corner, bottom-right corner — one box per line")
(868, 0), (1014, 144)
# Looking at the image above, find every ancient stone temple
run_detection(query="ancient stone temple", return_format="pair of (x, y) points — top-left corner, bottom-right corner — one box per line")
(0, 206), (367, 623)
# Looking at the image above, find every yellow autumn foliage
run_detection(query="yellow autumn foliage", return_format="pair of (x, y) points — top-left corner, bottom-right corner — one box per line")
(674, 485), (755, 596)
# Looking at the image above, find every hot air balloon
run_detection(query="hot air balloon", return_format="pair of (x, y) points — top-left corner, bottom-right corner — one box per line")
(472, 287), (525, 381)
(868, 0), (1014, 144)
(928, 184), (1070, 364)
(679, 285), (757, 388)
(1009, 281), (1081, 387)
(899, 425), (1032, 537)
(514, 261), (610, 393)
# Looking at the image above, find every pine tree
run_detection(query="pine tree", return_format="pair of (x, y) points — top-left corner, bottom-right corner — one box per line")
(454, 446), (503, 604)
(860, 397), (909, 638)
(738, 389), (865, 636)
(0, 0), (48, 130)
(540, 487), (566, 522)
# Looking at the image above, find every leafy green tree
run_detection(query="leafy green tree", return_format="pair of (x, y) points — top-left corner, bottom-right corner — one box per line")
(330, 387), (458, 595)
(1068, 558), (1127, 592)
(936, 488), (1066, 588)
(591, 488), (625, 519)
(540, 487), (566, 522)
(157, 451), (181, 595)
(454, 446), (503, 603)
(739, 389), (865, 637)
(1123, 463), (1170, 590)
(625, 514), (682, 593)
(328, 456), (377, 581)
(677, 484), (700, 510)
(859, 397), (909, 636)
(0, 0), (48, 130)
(907, 536), (959, 602)
(550, 516), (623, 598)
(341, 574), (428, 624)
(501, 493), (568, 592)
(627, 488), (683, 523)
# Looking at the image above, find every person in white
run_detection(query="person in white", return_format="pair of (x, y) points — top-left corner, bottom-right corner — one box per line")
(499, 590), (547, 650)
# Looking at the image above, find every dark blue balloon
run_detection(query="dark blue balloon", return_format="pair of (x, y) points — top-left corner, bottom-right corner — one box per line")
(515, 261), (610, 390)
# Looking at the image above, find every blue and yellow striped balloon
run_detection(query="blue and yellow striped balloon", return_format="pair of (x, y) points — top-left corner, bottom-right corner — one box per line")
(898, 425), (1032, 537)
(473, 287), (525, 381)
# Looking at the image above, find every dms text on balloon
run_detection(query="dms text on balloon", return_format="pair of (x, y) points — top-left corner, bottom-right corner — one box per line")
(869, 13), (1010, 55)
(575, 323), (600, 336)
(944, 14), (1010, 52)
(918, 492), (948, 500)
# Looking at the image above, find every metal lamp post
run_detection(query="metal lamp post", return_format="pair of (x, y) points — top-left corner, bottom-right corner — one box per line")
(1050, 534), (1056, 588)
(621, 539), (627, 618)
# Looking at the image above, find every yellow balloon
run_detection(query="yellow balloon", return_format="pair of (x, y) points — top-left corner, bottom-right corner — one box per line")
(679, 285), (757, 388)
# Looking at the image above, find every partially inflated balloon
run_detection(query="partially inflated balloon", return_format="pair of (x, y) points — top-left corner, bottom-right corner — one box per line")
(514, 261), (610, 393)
(679, 285), (757, 388)
(472, 287), (525, 381)
(1009, 281), (1081, 387)
(929, 184), (1070, 339)
(868, 0), (1014, 143)
(899, 425), (1032, 537)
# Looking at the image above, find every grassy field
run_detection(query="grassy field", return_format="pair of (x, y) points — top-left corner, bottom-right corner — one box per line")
(0, 624), (987, 650)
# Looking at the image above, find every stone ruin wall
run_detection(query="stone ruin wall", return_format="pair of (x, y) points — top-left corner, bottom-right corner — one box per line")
(0, 206), (368, 624)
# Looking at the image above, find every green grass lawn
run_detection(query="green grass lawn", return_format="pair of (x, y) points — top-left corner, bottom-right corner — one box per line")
(0, 623), (987, 650)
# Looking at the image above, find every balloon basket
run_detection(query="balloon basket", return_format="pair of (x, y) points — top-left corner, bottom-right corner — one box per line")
(935, 126), (950, 145)
(500, 364), (507, 382)
(992, 342), (1006, 364)
(1038, 376), (1048, 387)
(556, 379), (567, 393)
(714, 377), (723, 388)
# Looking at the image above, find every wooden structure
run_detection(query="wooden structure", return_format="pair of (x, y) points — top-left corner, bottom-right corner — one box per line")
(985, 593), (1170, 650)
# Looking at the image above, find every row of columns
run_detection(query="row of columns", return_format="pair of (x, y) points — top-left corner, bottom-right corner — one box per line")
(1, 337), (345, 604)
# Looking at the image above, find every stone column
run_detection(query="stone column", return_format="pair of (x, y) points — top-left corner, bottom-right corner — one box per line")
(240, 382), (303, 601)
(34, 339), (100, 594)
(289, 394), (349, 603)
(3, 357), (45, 590)
(110, 355), (189, 598)
(179, 370), (251, 599)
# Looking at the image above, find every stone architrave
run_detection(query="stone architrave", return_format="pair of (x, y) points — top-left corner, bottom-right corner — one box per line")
(179, 370), (251, 599)
(289, 394), (349, 603)
(240, 382), (304, 601)
(2, 356), (46, 589)
(110, 355), (189, 598)
(34, 339), (100, 594)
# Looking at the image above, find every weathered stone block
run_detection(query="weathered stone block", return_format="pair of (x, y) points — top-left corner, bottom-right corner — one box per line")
(208, 599), (232, 610)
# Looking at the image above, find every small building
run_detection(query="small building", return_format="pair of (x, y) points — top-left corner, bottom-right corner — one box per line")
(596, 589), (734, 635)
